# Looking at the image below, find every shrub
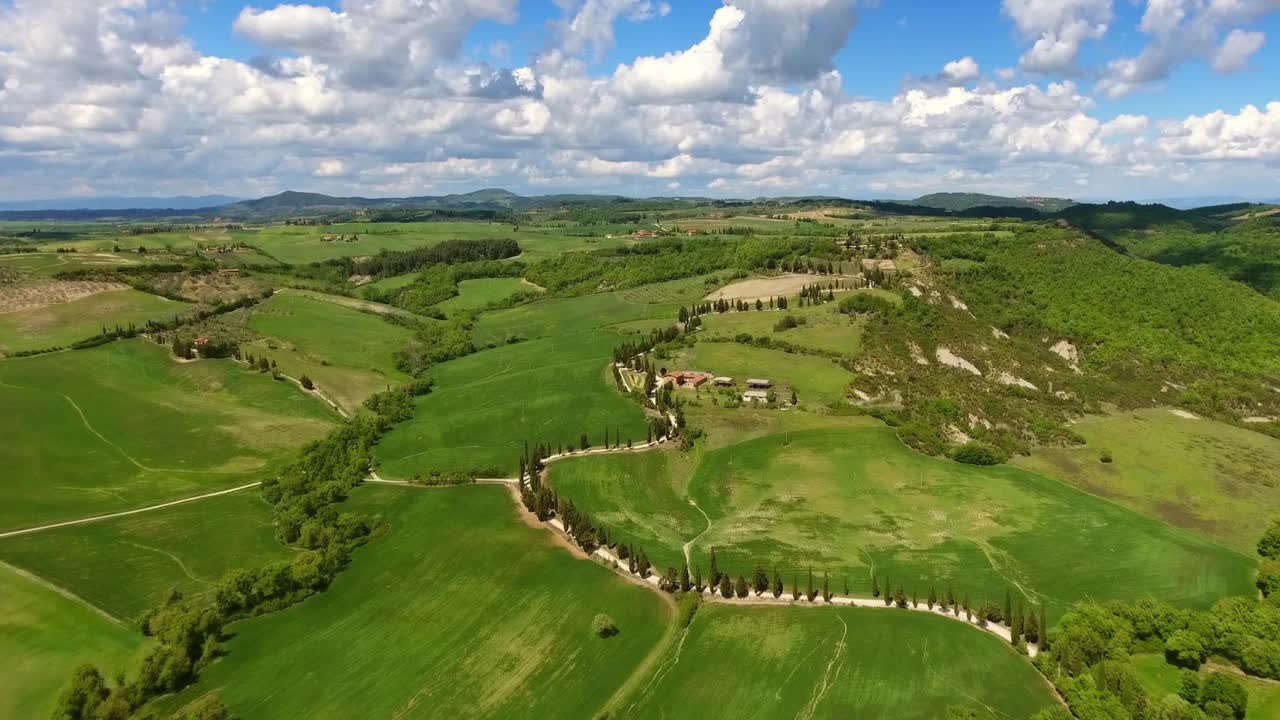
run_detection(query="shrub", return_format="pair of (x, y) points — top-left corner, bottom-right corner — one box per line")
(1099, 449), (1114, 464)
(1165, 629), (1207, 668)
(592, 614), (618, 638)
(773, 315), (799, 331)
(951, 442), (1005, 466)
(1259, 519), (1280, 560)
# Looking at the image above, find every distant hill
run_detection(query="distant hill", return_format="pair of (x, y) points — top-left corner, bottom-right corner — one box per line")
(0, 195), (239, 211)
(911, 192), (1076, 213)
(1051, 201), (1219, 232)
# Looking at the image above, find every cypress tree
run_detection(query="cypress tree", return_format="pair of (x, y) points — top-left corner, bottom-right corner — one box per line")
(822, 572), (831, 603)
(753, 566), (769, 596)
(1039, 606), (1050, 651)
(735, 574), (749, 599)
(872, 574), (880, 598)
(843, 577), (849, 597)
(694, 565), (704, 593)
(772, 569), (783, 598)
(963, 594), (972, 621)
(791, 575), (800, 601)
(1010, 603), (1024, 644)
(1025, 607), (1041, 645)
(1003, 588), (1013, 625)
(806, 566), (816, 602)
(883, 577), (892, 606)
(709, 548), (720, 587)
(928, 585), (937, 610)
(680, 562), (691, 593)
(719, 574), (733, 598)
(912, 588), (919, 608)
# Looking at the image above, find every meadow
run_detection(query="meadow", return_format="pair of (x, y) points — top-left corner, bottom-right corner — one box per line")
(670, 342), (856, 405)
(549, 420), (1258, 618)
(0, 490), (285, 622)
(0, 288), (188, 354)
(225, 289), (415, 410)
(1130, 654), (1280, 720)
(0, 340), (334, 531)
(434, 277), (537, 316)
(375, 330), (649, 477)
(473, 290), (687, 345)
(699, 303), (868, 357)
(619, 604), (1057, 719)
(0, 561), (146, 720)
(1015, 410), (1280, 553)
(166, 484), (671, 720)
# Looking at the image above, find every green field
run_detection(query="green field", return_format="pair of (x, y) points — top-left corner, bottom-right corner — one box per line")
(0, 340), (334, 531)
(435, 277), (537, 316)
(619, 604), (1057, 719)
(1130, 654), (1280, 720)
(672, 342), (856, 405)
(700, 304), (867, 357)
(0, 288), (188, 354)
(228, 289), (415, 410)
(0, 491), (285, 622)
(549, 420), (1258, 618)
(1015, 410), (1280, 553)
(169, 484), (670, 719)
(375, 330), (649, 477)
(0, 562), (147, 720)
(474, 291), (683, 345)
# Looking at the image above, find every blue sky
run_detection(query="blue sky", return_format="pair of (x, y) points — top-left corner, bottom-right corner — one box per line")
(2, 0), (1279, 200)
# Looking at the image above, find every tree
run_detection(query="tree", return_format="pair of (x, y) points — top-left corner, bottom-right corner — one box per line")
(1200, 673), (1248, 719)
(735, 574), (750, 599)
(1039, 605), (1049, 651)
(1025, 607), (1041, 645)
(719, 573), (733, 598)
(1165, 629), (1208, 668)
(53, 664), (108, 720)
(928, 585), (937, 610)
(680, 562), (692, 592)
(300, 374), (314, 390)
(1010, 603), (1024, 644)
(872, 573), (880, 598)
(593, 614), (619, 638)
(694, 564), (704, 593)
(772, 569), (783, 598)
(709, 548), (721, 587)
(753, 565), (769, 596)
(1003, 589), (1013, 627)
(792, 575), (800, 601)
(580, 433), (590, 451)
(822, 571), (831, 602)
(883, 576), (893, 606)
(963, 594), (972, 622)
(1259, 518), (1280, 560)
(806, 566), (816, 602)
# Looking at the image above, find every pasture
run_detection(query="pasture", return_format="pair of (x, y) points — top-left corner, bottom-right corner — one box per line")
(473, 291), (684, 345)
(0, 490), (285, 622)
(0, 561), (146, 720)
(670, 342), (855, 405)
(0, 340), (334, 531)
(619, 604), (1057, 719)
(1015, 409), (1280, 553)
(1130, 654), (1280, 720)
(169, 484), (670, 720)
(375, 330), (649, 477)
(548, 422), (1258, 619)
(0, 287), (188, 355)
(228, 289), (414, 410)
(435, 277), (537, 316)
(700, 304), (866, 357)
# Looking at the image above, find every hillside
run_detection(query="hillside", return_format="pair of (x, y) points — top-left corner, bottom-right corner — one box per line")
(912, 192), (1076, 213)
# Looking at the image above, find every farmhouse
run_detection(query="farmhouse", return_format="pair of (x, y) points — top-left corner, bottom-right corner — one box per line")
(746, 378), (772, 389)
(742, 389), (770, 403)
(666, 370), (713, 388)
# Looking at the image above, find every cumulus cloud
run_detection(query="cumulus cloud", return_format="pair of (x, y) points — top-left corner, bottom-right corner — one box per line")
(1096, 0), (1277, 97)
(941, 57), (980, 84)
(1002, 0), (1112, 74)
(559, 0), (671, 60)
(612, 0), (858, 104)
(1, 0), (1279, 201)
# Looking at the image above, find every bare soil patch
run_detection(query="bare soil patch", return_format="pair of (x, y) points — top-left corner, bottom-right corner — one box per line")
(704, 274), (853, 302)
(0, 280), (130, 314)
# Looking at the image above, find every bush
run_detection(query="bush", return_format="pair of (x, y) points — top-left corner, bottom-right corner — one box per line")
(1260, 518), (1280, 560)
(1258, 559), (1280, 598)
(773, 315), (799, 331)
(1099, 449), (1114, 463)
(592, 613), (618, 638)
(951, 442), (1005, 466)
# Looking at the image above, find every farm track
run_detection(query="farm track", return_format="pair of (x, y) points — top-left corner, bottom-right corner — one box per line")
(0, 482), (263, 539)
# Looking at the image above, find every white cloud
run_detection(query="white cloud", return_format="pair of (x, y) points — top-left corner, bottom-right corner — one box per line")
(1212, 29), (1266, 71)
(941, 57), (980, 84)
(1002, 0), (1113, 74)
(313, 159), (347, 177)
(560, 0), (671, 60)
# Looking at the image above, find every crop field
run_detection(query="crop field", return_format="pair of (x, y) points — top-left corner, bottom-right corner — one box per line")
(0, 287), (188, 354)
(0, 251), (155, 276)
(375, 330), (649, 477)
(168, 484), (670, 720)
(619, 604), (1057, 719)
(617, 272), (739, 304)
(1130, 654), (1280, 719)
(227, 289), (414, 409)
(474, 291), (684, 345)
(700, 305), (866, 357)
(549, 423), (1257, 618)
(0, 490), (285, 622)
(239, 222), (632, 265)
(1, 561), (146, 720)
(705, 274), (859, 301)
(0, 340), (333, 531)
(435, 277), (536, 316)
(1015, 409), (1280, 553)
(670, 342), (856, 405)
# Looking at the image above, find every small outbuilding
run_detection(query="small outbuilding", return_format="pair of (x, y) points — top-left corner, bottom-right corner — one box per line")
(746, 378), (772, 389)
(713, 376), (734, 387)
(742, 389), (770, 403)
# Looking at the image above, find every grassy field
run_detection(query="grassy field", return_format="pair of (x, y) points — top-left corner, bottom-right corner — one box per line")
(226, 289), (415, 410)
(0, 288), (188, 354)
(0, 490), (285, 622)
(1130, 654), (1280, 719)
(619, 604), (1057, 719)
(700, 305), (867, 357)
(549, 420), (1258, 619)
(435, 277), (536, 316)
(0, 561), (147, 720)
(1015, 410), (1280, 553)
(671, 342), (856, 405)
(375, 330), (649, 477)
(474, 291), (683, 345)
(167, 484), (670, 720)
(0, 340), (334, 531)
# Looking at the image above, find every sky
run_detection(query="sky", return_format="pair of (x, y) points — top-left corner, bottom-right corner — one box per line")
(1, 0), (1278, 202)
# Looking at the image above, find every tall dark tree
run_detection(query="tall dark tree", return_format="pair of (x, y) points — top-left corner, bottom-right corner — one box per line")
(1039, 606), (1050, 651)
(872, 573), (880, 598)
(719, 573), (733, 598)
(822, 571), (832, 602)
(1025, 607), (1041, 645)
(753, 565), (769, 596)
(709, 548), (721, 587)
(1003, 588), (1013, 626)
(806, 566), (816, 602)
(680, 562), (691, 593)
(772, 569), (783, 598)
(792, 575), (800, 601)
(735, 574), (749, 599)
(928, 585), (937, 610)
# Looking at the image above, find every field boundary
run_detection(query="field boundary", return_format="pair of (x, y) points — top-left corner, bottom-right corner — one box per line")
(0, 559), (126, 626)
